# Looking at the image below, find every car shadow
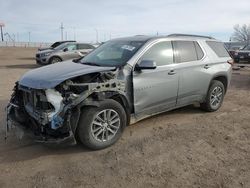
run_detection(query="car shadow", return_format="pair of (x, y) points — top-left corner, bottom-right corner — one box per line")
(134, 104), (203, 124)
(0, 136), (91, 163)
(17, 57), (36, 61)
(4, 64), (41, 69)
(0, 98), (88, 163)
(231, 70), (250, 90)
(0, 104), (204, 163)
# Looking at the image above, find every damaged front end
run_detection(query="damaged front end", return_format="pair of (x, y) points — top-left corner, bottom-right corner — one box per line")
(6, 69), (126, 145)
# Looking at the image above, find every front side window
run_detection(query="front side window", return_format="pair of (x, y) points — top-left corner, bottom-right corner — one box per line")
(140, 41), (174, 66)
(66, 44), (77, 51)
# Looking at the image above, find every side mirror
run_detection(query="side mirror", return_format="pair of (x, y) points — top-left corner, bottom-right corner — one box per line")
(63, 48), (68, 52)
(136, 60), (157, 70)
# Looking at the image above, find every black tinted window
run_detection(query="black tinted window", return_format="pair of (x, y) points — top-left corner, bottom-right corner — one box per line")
(173, 41), (197, 63)
(78, 44), (94, 49)
(206, 41), (230, 57)
(141, 41), (173, 66)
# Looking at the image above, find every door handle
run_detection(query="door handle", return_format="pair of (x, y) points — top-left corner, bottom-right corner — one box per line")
(204, 64), (210, 69)
(168, 70), (176, 75)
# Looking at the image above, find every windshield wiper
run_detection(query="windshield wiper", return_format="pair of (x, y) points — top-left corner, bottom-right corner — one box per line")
(81, 62), (100, 66)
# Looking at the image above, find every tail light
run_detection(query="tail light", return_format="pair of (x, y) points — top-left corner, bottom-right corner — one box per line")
(227, 59), (234, 66)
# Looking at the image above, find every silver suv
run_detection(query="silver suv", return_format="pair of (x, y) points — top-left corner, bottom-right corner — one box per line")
(7, 34), (233, 150)
(36, 42), (95, 65)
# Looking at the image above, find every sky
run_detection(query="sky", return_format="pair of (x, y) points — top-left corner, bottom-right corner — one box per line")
(0, 0), (250, 43)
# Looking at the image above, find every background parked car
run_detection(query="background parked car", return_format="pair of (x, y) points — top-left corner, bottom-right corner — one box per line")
(228, 46), (242, 57)
(233, 44), (250, 63)
(36, 42), (95, 65)
(38, 40), (76, 51)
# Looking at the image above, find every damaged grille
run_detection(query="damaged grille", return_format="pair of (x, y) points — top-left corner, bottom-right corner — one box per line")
(19, 85), (55, 123)
(23, 90), (54, 111)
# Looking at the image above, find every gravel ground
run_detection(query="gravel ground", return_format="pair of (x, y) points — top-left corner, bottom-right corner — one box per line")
(0, 47), (249, 188)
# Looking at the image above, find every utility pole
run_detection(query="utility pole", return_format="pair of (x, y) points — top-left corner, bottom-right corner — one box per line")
(0, 22), (5, 41)
(60, 22), (64, 40)
(28, 32), (31, 47)
(94, 28), (98, 43)
(73, 27), (76, 40)
(17, 32), (19, 42)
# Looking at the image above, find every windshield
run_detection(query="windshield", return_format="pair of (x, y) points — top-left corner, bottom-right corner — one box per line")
(79, 40), (145, 67)
(51, 42), (61, 48)
(54, 43), (70, 50)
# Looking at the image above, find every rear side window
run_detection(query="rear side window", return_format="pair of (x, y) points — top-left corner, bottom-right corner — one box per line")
(173, 41), (203, 63)
(78, 44), (95, 49)
(141, 41), (174, 66)
(194, 42), (204, 60)
(206, 41), (230, 57)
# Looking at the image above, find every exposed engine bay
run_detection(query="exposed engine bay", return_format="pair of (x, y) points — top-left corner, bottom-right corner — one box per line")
(6, 69), (128, 144)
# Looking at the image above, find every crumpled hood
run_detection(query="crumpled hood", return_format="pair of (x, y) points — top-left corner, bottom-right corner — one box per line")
(19, 60), (115, 89)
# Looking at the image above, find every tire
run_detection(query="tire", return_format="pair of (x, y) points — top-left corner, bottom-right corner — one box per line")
(77, 99), (127, 150)
(200, 80), (225, 112)
(49, 56), (62, 64)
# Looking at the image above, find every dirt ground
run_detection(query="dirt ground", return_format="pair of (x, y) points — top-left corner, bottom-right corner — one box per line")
(0, 47), (249, 188)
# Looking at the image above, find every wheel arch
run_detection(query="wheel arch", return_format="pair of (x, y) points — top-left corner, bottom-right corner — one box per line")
(78, 91), (131, 126)
(210, 74), (228, 92)
(48, 55), (63, 64)
(110, 93), (131, 126)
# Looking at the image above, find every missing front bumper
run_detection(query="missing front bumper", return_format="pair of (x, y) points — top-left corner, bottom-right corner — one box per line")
(6, 103), (77, 146)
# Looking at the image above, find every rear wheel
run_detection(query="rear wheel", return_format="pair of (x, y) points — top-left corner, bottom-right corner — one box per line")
(77, 99), (127, 150)
(49, 56), (62, 64)
(200, 80), (225, 112)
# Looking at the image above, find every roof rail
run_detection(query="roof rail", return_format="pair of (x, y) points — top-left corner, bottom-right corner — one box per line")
(167, 33), (215, 39)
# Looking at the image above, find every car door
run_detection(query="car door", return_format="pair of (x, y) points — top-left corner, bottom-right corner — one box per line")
(61, 43), (79, 60)
(172, 40), (211, 106)
(133, 41), (179, 119)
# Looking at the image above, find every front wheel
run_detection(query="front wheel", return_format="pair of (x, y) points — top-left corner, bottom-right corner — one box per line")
(49, 56), (62, 64)
(200, 80), (225, 112)
(77, 99), (127, 150)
